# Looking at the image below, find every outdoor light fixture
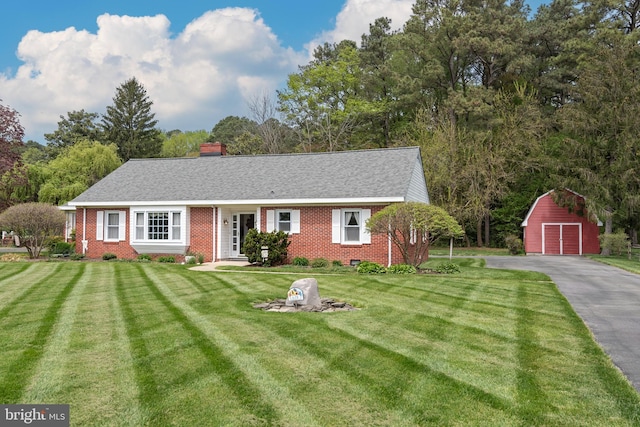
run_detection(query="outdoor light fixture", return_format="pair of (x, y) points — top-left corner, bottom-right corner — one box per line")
(223, 218), (228, 225)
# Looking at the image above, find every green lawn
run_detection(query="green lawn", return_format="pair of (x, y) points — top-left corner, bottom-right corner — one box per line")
(0, 260), (639, 426)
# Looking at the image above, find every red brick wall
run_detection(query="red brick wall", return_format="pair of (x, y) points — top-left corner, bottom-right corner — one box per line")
(75, 204), (417, 265)
(189, 207), (215, 262)
(259, 206), (405, 266)
(75, 208), (139, 260)
(75, 207), (195, 262)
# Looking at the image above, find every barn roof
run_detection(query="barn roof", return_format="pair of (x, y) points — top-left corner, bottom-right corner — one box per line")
(521, 189), (602, 227)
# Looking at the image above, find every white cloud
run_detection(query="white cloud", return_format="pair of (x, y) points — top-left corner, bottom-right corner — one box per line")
(306, 0), (413, 55)
(0, 8), (305, 141)
(0, 2), (414, 143)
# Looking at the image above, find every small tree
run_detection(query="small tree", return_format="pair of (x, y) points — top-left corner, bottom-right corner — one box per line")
(366, 202), (464, 267)
(0, 203), (66, 258)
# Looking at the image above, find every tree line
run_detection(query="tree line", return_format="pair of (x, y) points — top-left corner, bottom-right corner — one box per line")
(1, 0), (639, 248)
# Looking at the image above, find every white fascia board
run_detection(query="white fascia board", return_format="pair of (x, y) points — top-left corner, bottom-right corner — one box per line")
(69, 197), (406, 208)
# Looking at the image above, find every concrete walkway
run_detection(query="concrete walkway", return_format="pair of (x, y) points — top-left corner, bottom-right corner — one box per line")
(189, 260), (251, 271)
(485, 256), (640, 392)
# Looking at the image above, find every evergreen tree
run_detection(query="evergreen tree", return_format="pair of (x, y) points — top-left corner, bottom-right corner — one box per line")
(102, 77), (162, 161)
(44, 110), (102, 160)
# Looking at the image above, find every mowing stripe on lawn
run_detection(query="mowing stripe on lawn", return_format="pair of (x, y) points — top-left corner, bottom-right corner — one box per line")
(0, 262), (31, 284)
(515, 281), (560, 424)
(22, 263), (92, 402)
(114, 264), (164, 425)
(0, 264), (82, 403)
(0, 263), (61, 313)
(266, 311), (512, 424)
(104, 264), (146, 426)
(141, 265), (319, 426)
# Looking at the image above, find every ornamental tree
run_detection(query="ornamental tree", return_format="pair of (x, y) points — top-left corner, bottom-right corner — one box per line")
(0, 202), (66, 258)
(366, 202), (464, 267)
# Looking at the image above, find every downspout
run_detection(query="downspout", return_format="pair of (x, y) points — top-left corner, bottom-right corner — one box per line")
(81, 208), (88, 255)
(212, 207), (217, 262)
(388, 223), (392, 267)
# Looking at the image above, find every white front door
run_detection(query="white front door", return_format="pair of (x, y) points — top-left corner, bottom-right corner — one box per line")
(230, 213), (255, 257)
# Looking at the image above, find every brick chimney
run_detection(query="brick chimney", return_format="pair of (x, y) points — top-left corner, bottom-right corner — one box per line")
(200, 142), (227, 156)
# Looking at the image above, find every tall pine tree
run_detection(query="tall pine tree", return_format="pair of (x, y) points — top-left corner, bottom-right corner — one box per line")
(102, 77), (162, 161)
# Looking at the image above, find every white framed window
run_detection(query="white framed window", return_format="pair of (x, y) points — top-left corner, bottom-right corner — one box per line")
(132, 209), (184, 242)
(96, 210), (126, 241)
(266, 209), (300, 234)
(332, 209), (371, 244)
(278, 211), (291, 232)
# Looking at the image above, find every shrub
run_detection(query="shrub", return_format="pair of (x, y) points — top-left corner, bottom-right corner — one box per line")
(599, 230), (630, 256)
(70, 253), (85, 261)
(293, 256), (309, 267)
(357, 261), (386, 274)
(196, 253), (205, 264)
(137, 253), (152, 261)
(433, 262), (461, 274)
(49, 241), (73, 257)
(157, 256), (176, 263)
(102, 252), (117, 261)
(311, 257), (329, 268)
(504, 234), (523, 255)
(185, 256), (197, 265)
(332, 260), (343, 267)
(242, 229), (290, 266)
(387, 264), (417, 274)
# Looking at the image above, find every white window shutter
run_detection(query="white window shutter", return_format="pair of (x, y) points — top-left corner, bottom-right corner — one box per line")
(332, 209), (341, 243)
(291, 210), (300, 234)
(118, 211), (126, 241)
(361, 209), (371, 244)
(96, 211), (104, 241)
(266, 210), (275, 232)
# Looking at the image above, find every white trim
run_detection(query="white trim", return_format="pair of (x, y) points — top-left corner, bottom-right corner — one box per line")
(542, 222), (582, 255)
(69, 197), (404, 208)
(332, 208), (371, 245)
(96, 211), (104, 240)
(266, 210), (275, 232)
(129, 206), (187, 247)
(291, 210), (300, 234)
(332, 210), (341, 243)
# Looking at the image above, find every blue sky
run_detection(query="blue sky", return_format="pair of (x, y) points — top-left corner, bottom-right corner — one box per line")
(0, 0), (547, 143)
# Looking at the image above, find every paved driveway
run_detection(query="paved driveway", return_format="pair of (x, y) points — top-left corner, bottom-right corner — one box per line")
(485, 256), (640, 392)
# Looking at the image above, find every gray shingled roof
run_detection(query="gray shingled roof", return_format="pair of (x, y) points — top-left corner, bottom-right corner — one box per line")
(70, 147), (425, 205)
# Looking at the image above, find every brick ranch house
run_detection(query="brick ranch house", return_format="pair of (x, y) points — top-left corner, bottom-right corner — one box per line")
(68, 144), (430, 266)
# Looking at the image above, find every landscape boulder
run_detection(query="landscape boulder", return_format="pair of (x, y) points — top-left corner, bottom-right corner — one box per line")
(286, 278), (321, 307)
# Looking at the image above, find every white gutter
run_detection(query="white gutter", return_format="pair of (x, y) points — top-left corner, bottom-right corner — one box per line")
(68, 197), (405, 208)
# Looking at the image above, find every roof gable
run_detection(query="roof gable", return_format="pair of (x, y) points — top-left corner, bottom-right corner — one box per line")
(70, 147), (428, 206)
(522, 189), (601, 227)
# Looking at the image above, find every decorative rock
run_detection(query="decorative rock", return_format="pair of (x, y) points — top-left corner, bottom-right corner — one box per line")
(286, 278), (321, 307)
(253, 298), (359, 313)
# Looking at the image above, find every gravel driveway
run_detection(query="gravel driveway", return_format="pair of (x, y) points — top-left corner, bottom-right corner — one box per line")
(485, 256), (640, 392)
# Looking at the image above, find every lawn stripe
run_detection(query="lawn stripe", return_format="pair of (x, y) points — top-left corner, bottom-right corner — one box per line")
(22, 263), (91, 402)
(0, 264), (82, 403)
(104, 264), (146, 426)
(515, 281), (554, 424)
(0, 262), (31, 284)
(142, 265), (318, 426)
(266, 312), (512, 423)
(0, 263), (59, 313)
(114, 264), (163, 425)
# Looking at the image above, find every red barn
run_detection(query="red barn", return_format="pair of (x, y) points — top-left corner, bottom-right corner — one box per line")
(521, 190), (601, 255)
